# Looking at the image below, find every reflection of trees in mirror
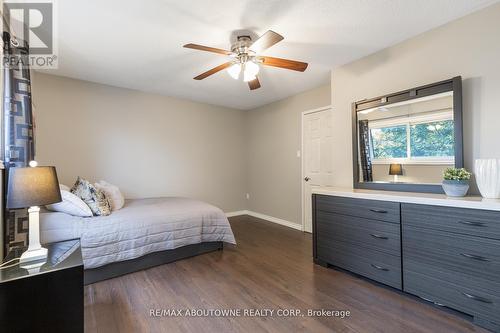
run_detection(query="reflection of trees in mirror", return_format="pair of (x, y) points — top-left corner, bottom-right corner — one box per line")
(371, 126), (407, 159)
(370, 120), (454, 160)
(411, 120), (454, 157)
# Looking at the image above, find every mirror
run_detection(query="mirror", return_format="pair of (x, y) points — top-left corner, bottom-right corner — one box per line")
(353, 77), (463, 193)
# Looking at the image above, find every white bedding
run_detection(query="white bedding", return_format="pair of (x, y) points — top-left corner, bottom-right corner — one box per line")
(40, 197), (236, 269)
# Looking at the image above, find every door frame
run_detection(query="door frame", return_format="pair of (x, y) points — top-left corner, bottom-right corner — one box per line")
(301, 105), (332, 232)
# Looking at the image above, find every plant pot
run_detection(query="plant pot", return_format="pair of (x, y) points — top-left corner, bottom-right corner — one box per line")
(442, 180), (469, 197)
(475, 159), (500, 198)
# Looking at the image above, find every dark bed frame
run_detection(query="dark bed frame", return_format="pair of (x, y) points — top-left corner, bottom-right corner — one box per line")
(84, 241), (223, 285)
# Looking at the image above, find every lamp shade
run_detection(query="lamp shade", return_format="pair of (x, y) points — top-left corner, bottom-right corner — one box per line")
(388, 163), (403, 176)
(6, 166), (62, 209)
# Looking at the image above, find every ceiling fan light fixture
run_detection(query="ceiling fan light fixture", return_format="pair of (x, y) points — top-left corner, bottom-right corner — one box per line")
(243, 61), (259, 82)
(227, 63), (241, 80)
(245, 61), (260, 76)
(184, 30), (308, 90)
(243, 72), (256, 82)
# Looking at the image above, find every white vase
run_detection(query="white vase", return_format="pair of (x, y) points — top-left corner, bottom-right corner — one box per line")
(475, 159), (500, 198)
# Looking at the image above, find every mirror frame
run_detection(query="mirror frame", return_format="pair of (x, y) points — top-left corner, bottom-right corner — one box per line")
(352, 76), (463, 193)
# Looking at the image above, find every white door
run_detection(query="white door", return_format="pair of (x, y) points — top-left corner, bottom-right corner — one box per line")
(303, 108), (334, 233)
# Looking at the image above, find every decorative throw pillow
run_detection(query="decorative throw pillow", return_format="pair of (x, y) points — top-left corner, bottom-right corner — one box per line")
(71, 177), (111, 216)
(46, 190), (93, 217)
(94, 180), (125, 211)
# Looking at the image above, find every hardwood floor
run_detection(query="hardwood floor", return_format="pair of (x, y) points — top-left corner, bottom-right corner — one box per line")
(84, 215), (487, 333)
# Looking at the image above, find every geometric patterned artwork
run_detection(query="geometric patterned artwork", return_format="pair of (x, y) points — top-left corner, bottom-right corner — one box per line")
(2, 31), (36, 253)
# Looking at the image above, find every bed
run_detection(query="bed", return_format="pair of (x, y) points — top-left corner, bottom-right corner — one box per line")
(40, 197), (236, 284)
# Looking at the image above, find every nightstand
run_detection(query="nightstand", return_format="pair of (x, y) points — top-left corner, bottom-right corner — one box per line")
(0, 239), (83, 333)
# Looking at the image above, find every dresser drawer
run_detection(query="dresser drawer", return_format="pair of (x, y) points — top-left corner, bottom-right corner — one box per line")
(402, 203), (500, 239)
(317, 211), (400, 255)
(403, 225), (500, 287)
(317, 239), (402, 289)
(405, 270), (500, 323)
(316, 195), (400, 223)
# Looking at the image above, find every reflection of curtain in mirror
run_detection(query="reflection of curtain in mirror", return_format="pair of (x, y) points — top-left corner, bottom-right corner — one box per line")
(2, 31), (35, 253)
(358, 120), (373, 181)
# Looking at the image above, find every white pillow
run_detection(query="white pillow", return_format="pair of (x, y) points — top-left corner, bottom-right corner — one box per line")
(46, 190), (93, 217)
(94, 180), (124, 211)
(59, 184), (70, 191)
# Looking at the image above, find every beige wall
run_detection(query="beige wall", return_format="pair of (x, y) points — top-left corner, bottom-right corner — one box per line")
(32, 73), (247, 213)
(31, 72), (330, 223)
(331, 3), (500, 194)
(372, 164), (451, 184)
(246, 84), (331, 225)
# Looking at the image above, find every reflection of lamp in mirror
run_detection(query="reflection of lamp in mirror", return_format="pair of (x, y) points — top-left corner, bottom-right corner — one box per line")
(389, 164), (403, 182)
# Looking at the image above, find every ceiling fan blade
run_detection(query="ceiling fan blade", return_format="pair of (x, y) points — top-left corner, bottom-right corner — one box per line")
(183, 43), (233, 56)
(249, 30), (284, 53)
(193, 62), (232, 80)
(248, 77), (261, 90)
(260, 56), (308, 72)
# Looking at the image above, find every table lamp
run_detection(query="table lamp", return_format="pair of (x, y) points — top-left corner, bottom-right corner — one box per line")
(6, 166), (62, 263)
(389, 163), (403, 182)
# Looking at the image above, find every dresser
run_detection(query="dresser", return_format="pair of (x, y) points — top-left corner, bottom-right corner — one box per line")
(312, 188), (500, 332)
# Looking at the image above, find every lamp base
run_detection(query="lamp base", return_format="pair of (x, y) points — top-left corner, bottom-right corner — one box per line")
(18, 206), (48, 264)
(19, 247), (48, 264)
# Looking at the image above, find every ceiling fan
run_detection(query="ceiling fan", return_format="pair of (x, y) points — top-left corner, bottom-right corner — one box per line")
(183, 30), (308, 90)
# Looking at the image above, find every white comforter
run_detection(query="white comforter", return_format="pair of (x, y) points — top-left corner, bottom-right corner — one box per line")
(40, 197), (236, 269)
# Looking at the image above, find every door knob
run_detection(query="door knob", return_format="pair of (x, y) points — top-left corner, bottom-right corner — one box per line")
(304, 177), (311, 182)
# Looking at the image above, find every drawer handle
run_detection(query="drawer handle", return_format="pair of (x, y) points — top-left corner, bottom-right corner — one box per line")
(369, 209), (388, 214)
(458, 220), (486, 227)
(370, 233), (389, 240)
(421, 297), (446, 307)
(462, 292), (493, 304)
(370, 264), (389, 271)
(460, 253), (490, 262)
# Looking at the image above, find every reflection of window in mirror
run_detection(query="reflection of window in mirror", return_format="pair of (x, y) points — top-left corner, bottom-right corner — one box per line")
(358, 92), (455, 184)
(368, 110), (454, 163)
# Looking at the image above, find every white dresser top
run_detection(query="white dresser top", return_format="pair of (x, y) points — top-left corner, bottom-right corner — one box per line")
(312, 187), (500, 211)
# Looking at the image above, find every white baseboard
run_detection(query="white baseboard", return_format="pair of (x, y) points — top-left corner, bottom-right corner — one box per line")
(225, 210), (248, 217)
(225, 210), (303, 231)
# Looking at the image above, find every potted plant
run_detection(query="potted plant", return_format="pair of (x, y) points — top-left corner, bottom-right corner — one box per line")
(442, 167), (471, 197)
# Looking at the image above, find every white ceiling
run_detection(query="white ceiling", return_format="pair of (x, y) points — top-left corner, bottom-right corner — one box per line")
(38, 0), (497, 110)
